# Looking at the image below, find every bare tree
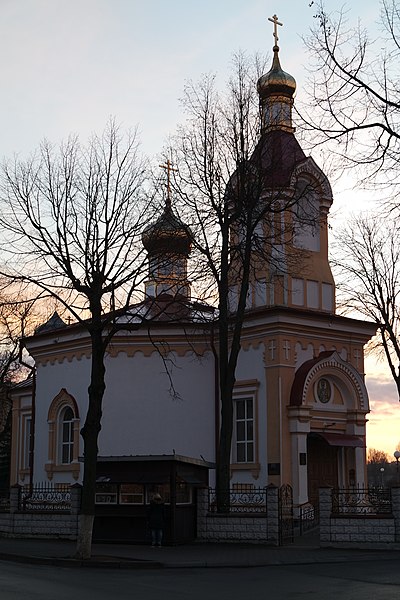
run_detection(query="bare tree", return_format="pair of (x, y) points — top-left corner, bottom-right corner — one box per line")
(0, 122), (153, 558)
(332, 215), (400, 399)
(0, 290), (39, 489)
(302, 0), (400, 203)
(169, 54), (316, 510)
(367, 448), (389, 465)
(0, 287), (39, 384)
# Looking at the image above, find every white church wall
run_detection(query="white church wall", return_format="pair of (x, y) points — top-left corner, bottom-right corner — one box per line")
(33, 356), (91, 484)
(100, 349), (215, 463)
(32, 348), (215, 484)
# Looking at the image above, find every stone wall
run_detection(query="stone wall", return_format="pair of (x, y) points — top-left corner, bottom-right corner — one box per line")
(196, 487), (279, 545)
(0, 484), (80, 539)
(0, 512), (79, 539)
(4, 484), (400, 547)
(319, 487), (400, 549)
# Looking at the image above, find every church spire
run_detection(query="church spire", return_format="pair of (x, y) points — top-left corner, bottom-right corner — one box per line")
(257, 14), (296, 133)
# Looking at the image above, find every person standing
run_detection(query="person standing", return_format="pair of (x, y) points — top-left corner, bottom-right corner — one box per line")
(147, 493), (165, 547)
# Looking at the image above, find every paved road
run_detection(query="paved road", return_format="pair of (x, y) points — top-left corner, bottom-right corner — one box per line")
(1, 558), (400, 599)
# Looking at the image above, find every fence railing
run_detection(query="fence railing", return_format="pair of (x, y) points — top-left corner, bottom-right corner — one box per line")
(208, 487), (267, 514)
(19, 483), (72, 512)
(331, 487), (392, 515)
(0, 487), (10, 512)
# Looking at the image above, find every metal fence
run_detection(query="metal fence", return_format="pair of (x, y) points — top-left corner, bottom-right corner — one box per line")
(19, 483), (72, 512)
(331, 487), (392, 515)
(0, 487), (10, 512)
(208, 487), (267, 513)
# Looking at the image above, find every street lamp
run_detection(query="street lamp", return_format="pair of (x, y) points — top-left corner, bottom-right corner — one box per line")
(380, 467), (385, 488)
(394, 450), (400, 484)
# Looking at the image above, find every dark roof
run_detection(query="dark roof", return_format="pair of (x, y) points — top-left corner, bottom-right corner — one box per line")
(34, 311), (67, 335)
(251, 129), (307, 189)
(11, 376), (33, 392)
(96, 454), (214, 468)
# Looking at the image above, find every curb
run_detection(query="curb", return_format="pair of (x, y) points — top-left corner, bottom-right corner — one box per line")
(0, 552), (163, 569)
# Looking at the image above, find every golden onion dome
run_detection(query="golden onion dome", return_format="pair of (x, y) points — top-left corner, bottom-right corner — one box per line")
(257, 45), (296, 99)
(142, 205), (192, 255)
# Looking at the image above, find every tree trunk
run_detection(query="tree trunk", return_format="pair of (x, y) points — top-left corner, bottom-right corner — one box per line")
(216, 379), (234, 512)
(75, 320), (106, 559)
(215, 228), (251, 512)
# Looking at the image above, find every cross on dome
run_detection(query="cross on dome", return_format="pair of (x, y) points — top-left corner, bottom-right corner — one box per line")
(268, 14), (283, 47)
(159, 159), (178, 209)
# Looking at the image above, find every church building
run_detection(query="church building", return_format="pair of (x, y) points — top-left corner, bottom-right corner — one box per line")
(10, 18), (376, 543)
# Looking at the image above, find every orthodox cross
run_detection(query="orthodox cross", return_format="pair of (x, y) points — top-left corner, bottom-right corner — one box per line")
(269, 340), (277, 361)
(159, 159), (178, 209)
(283, 340), (291, 361)
(268, 14), (283, 46)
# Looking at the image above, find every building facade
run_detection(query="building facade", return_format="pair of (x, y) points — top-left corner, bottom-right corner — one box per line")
(10, 30), (376, 540)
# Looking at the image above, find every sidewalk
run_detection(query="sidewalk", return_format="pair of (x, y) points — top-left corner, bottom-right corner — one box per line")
(0, 534), (400, 569)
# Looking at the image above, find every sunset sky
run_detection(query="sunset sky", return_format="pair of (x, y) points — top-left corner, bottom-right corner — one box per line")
(0, 0), (398, 457)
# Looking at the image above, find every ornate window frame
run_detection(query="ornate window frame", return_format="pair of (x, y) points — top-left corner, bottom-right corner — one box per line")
(45, 389), (80, 480)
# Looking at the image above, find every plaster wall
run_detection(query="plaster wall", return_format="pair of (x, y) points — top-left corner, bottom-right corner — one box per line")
(32, 348), (215, 484)
(33, 357), (91, 482)
(100, 349), (215, 461)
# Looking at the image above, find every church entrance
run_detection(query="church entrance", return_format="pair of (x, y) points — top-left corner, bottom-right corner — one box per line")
(307, 434), (338, 505)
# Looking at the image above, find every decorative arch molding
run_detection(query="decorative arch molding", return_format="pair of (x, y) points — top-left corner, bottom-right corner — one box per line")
(36, 349), (91, 366)
(302, 351), (369, 411)
(242, 339), (263, 352)
(290, 157), (333, 207)
(46, 388), (80, 481)
(107, 344), (212, 359)
(47, 388), (79, 422)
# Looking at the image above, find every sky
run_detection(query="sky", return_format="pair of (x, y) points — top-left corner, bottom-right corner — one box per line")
(0, 0), (398, 457)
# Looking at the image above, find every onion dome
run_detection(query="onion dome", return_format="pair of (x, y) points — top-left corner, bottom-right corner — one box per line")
(143, 160), (193, 301)
(142, 205), (192, 256)
(257, 16), (296, 134)
(257, 45), (296, 100)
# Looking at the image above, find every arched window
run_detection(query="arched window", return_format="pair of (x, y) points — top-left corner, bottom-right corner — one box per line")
(59, 406), (74, 464)
(46, 389), (80, 480)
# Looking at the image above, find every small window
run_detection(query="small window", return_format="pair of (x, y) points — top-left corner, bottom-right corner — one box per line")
(146, 484), (170, 504)
(95, 483), (118, 504)
(292, 278), (304, 306)
(176, 483), (192, 505)
(119, 484), (144, 505)
(322, 283), (333, 311)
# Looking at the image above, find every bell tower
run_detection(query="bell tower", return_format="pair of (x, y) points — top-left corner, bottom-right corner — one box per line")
(241, 15), (336, 314)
